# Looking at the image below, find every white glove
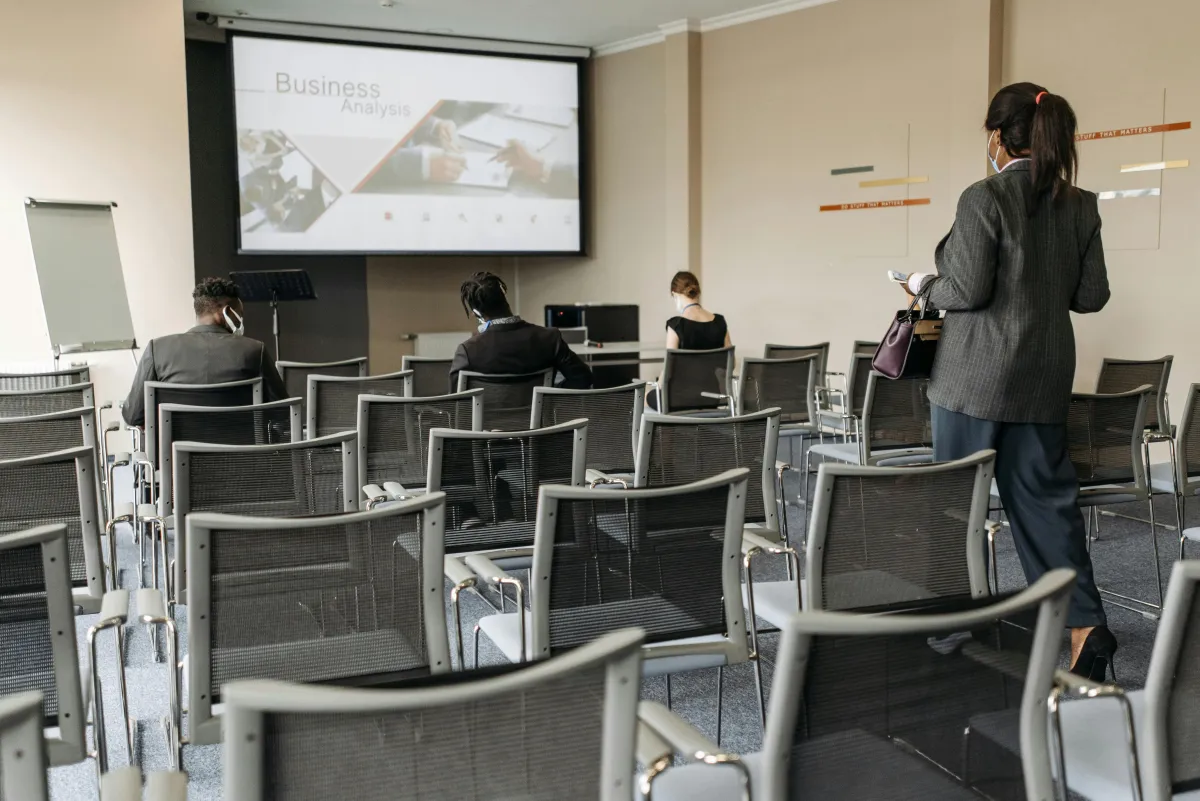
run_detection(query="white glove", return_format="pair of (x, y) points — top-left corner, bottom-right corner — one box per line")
(907, 273), (931, 294)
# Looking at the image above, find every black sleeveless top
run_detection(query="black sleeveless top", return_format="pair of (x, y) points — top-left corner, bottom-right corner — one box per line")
(666, 314), (728, 350)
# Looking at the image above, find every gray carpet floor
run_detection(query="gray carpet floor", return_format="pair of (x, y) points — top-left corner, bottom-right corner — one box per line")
(47, 461), (1187, 799)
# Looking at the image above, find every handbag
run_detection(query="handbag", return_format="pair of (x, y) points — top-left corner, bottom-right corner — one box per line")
(872, 285), (943, 379)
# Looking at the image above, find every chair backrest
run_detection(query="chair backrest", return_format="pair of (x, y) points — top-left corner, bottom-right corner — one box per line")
(401, 356), (454, 398)
(738, 356), (818, 424)
(221, 628), (645, 801)
(145, 379), (263, 470)
(860, 372), (933, 461)
(278, 358), (368, 416)
(0, 406), (98, 460)
(0, 447), (104, 607)
(307, 370), (413, 439)
(1176, 383), (1200, 486)
(356, 390), (483, 507)
(456, 369), (554, 432)
(428, 419), (587, 555)
(1067, 386), (1152, 489)
(186, 494), (450, 747)
(852, 340), (881, 356)
(1144, 560), (1200, 800)
(760, 571), (1075, 801)
(659, 347), (735, 414)
(806, 452), (995, 611)
(531, 383), (645, 473)
(532, 470), (750, 660)
(1097, 355), (1172, 434)
(0, 366), (90, 391)
(636, 409), (779, 531)
(0, 525), (86, 766)
(0, 384), (95, 418)
(158, 398), (302, 518)
(0, 691), (47, 800)
(172, 432), (359, 603)
(763, 343), (829, 379)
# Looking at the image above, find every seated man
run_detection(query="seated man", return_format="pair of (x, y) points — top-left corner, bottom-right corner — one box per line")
(122, 277), (287, 426)
(449, 271), (592, 392)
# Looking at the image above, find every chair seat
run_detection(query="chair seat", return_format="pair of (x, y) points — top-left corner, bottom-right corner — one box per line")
(1053, 689), (1150, 801)
(809, 442), (932, 467)
(651, 729), (984, 801)
(990, 480), (1143, 507)
(476, 611), (731, 674)
(808, 442), (861, 464)
(741, 580), (801, 630)
(1184, 527), (1200, 544)
(1149, 461), (1200, 496)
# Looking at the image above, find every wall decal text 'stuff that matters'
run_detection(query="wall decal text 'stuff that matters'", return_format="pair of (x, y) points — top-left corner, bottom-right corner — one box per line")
(819, 198), (931, 212)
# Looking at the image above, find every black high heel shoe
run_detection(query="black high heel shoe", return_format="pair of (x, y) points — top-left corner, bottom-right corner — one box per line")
(1069, 626), (1118, 682)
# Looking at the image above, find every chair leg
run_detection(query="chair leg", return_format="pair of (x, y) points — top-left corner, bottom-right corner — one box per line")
(715, 666), (724, 747)
(752, 652), (767, 730)
(1148, 498), (1164, 609)
(665, 673), (672, 710)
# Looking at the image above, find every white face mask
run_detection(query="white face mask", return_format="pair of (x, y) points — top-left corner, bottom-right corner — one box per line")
(222, 306), (244, 337)
(473, 309), (488, 333)
(987, 130), (1002, 174)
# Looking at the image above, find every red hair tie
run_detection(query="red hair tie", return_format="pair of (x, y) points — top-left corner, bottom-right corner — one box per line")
(1035, 91), (1048, 105)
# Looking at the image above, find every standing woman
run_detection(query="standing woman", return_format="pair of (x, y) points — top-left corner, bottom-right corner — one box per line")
(905, 83), (1114, 679)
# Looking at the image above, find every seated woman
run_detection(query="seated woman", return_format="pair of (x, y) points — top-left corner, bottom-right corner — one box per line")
(648, 271), (733, 411)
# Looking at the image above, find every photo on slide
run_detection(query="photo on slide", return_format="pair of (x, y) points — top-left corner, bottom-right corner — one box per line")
(355, 101), (579, 200)
(237, 129), (342, 234)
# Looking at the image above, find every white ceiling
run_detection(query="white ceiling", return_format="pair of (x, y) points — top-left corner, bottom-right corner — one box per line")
(185, 0), (800, 48)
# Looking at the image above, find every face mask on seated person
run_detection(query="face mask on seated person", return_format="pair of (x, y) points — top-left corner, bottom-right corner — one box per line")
(223, 306), (245, 337)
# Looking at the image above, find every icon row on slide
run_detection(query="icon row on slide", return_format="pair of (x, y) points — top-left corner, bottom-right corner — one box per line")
(380, 211), (574, 225)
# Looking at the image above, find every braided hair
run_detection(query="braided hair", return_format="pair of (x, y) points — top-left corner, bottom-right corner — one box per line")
(459, 272), (512, 320)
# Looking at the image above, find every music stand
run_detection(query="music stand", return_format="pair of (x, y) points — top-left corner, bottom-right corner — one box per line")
(229, 270), (317, 361)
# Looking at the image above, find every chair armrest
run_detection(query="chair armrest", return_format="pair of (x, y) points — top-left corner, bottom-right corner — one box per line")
(137, 588), (168, 623)
(104, 422), (121, 434)
(443, 555), (476, 588)
(742, 530), (790, 556)
(100, 766), (142, 801)
(362, 484), (390, 509)
(586, 469), (629, 488)
(463, 553), (515, 584)
(112, 452), (132, 468)
(98, 589), (130, 625)
(145, 771), (189, 801)
(638, 701), (752, 797)
(1050, 670), (1144, 801)
(382, 481), (411, 500)
(700, 391), (732, 404)
(637, 719), (673, 768)
(137, 503), (159, 520)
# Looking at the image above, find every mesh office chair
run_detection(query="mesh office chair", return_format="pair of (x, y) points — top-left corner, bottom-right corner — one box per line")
(1, 524), (130, 774)
(808, 371), (933, 467)
(178, 495), (451, 754)
(737, 356), (819, 424)
(0, 366), (90, 390)
(456, 369), (553, 433)
(1159, 384), (1200, 558)
(401, 356), (454, 398)
(170, 431), (359, 607)
(1056, 386), (1164, 619)
(307, 370), (412, 439)
(0, 447), (106, 611)
(0, 406), (107, 519)
(642, 571), (1075, 801)
(357, 389), (483, 509)
(472, 471), (753, 743)
(157, 397), (301, 518)
(278, 357), (367, 418)
(655, 347), (735, 415)
(635, 408), (782, 541)
(1097, 355), (1173, 434)
(221, 629), (645, 801)
(1052, 559), (1200, 801)
(763, 343), (829, 379)
(0, 384), (95, 418)
(814, 353), (873, 438)
(741, 450), (995, 723)
(531, 382), (645, 477)
(0, 692), (47, 800)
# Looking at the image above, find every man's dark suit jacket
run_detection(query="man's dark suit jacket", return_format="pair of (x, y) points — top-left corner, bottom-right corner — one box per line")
(925, 161), (1111, 424)
(121, 324), (287, 426)
(448, 320), (592, 392)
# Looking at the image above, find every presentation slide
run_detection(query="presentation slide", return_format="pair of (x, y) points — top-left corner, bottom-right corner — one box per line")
(230, 35), (583, 254)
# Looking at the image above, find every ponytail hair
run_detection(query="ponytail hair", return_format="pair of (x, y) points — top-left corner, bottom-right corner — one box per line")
(985, 82), (1079, 209)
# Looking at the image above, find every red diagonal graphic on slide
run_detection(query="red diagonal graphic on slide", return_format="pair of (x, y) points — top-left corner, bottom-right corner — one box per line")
(352, 100), (446, 192)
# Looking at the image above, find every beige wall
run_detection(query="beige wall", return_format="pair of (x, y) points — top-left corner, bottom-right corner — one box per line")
(0, 0), (195, 405)
(366, 256), (515, 374)
(701, 0), (995, 371)
(515, 44), (670, 348)
(1005, 0), (1200, 401)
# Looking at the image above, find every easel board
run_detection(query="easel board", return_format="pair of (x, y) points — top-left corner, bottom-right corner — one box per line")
(25, 198), (136, 355)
